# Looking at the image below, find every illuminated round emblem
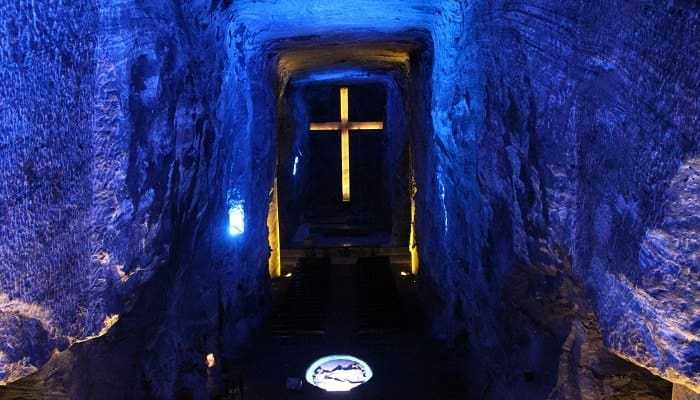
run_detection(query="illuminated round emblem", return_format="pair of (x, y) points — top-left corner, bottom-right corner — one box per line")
(305, 354), (373, 392)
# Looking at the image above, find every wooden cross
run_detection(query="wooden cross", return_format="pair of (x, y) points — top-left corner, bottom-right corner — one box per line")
(309, 87), (384, 202)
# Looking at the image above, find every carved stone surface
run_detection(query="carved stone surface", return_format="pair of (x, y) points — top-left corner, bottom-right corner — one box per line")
(549, 317), (672, 400)
(674, 384), (700, 400)
(410, 0), (699, 397)
(601, 158), (700, 390)
(1, 0), (270, 394)
(0, 0), (698, 398)
(0, 0), (99, 384)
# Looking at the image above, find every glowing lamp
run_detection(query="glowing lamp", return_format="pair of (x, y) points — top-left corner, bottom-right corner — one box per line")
(228, 202), (245, 236)
(205, 353), (216, 368)
(292, 156), (299, 176)
(305, 354), (373, 392)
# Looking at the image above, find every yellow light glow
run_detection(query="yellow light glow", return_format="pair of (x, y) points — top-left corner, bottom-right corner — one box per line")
(308, 87), (384, 203)
(267, 178), (281, 278)
(409, 178), (419, 275)
(206, 353), (216, 368)
(277, 46), (411, 81)
(74, 313), (121, 343)
(99, 314), (120, 336)
(341, 125), (350, 202)
(347, 122), (384, 130)
(309, 122), (341, 130)
(340, 87), (348, 121)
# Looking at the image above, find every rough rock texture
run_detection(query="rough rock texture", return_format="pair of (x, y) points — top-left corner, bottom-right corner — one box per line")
(549, 316), (671, 399)
(612, 157), (700, 388)
(0, 0), (698, 398)
(675, 384), (700, 400)
(0, 0), (98, 382)
(411, 0), (699, 397)
(1, 0), (271, 395)
(0, 309), (67, 385)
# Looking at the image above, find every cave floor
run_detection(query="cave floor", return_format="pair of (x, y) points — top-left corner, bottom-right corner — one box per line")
(216, 259), (467, 399)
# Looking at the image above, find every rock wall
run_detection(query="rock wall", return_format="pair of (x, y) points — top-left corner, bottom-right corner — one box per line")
(0, 0), (274, 395)
(0, 0), (98, 382)
(1, 0), (698, 398)
(49, 0), (276, 396)
(412, 0), (699, 397)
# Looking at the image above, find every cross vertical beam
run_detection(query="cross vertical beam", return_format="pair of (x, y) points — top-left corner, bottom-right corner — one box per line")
(340, 87), (350, 202)
(309, 87), (383, 202)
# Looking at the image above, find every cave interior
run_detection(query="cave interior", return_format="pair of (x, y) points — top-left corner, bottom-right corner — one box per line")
(0, 0), (699, 399)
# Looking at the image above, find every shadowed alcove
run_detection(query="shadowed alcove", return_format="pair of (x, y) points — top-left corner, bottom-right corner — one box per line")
(282, 82), (392, 243)
(272, 38), (427, 252)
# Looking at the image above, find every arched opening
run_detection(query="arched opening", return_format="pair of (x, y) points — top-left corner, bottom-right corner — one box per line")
(279, 81), (396, 247)
(243, 34), (464, 398)
(266, 36), (430, 276)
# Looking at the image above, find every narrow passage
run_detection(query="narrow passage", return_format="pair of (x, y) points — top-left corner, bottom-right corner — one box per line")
(218, 256), (466, 399)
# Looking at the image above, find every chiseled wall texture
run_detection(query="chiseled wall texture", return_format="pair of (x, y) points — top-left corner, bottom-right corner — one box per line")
(0, 0), (99, 381)
(0, 0), (698, 398)
(0, 0), (272, 393)
(413, 0), (698, 397)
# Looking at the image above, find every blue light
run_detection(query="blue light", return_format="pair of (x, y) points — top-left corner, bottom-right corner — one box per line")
(231, 0), (439, 45)
(228, 202), (245, 236)
(437, 169), (448, 233)
(294, 69), (376, 85)
(292, 156), (299, 176)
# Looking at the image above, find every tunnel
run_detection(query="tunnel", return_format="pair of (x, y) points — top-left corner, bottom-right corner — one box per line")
(0, 1), (699, 399)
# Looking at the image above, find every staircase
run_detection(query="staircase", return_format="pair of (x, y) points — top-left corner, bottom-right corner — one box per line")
(269, 255), (410, 338)
(355, 256), (404, 335)
(269, 257), (331, 336)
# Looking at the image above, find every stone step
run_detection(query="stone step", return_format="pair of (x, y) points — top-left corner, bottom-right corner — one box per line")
(280, 247), (410, 271)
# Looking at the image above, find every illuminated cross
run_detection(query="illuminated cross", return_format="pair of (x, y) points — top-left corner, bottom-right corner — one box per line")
(309, 87), (384, 202)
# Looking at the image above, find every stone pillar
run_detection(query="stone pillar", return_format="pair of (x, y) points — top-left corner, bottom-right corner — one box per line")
(673, 384), (700, 400)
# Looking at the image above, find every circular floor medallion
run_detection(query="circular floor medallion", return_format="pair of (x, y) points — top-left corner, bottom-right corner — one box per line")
(305, 354), (373, 392)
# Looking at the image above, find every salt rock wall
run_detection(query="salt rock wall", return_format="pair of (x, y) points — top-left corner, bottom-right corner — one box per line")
(0, 0), (98, 382)
(1, 0), (698, 398)
(0, 0), (274, 394)
(413, 0), (699, 398)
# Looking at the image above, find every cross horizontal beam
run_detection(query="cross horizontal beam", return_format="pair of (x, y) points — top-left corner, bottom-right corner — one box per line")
(308, 87), (383, 202)
(309, 121), (384, 131)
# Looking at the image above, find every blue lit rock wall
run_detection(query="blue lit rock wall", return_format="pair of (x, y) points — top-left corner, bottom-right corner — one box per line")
(53, 0), (275, 396)
(0, 1), (98, 381)
(0, 0), (274, 394)
(1, 0), (698, 398)
(412, 0), (699, 397)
